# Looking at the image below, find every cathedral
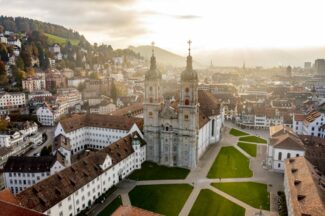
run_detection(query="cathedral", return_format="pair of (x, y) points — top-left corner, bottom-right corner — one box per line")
(144, 42), (224, 169)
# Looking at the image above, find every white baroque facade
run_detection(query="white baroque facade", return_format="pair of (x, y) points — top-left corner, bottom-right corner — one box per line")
(144, 50), (223, 169)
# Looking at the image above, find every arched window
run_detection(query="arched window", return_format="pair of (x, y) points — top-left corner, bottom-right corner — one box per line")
(166, 126), (169, 131)
(278, 152), (282, 160)
(149, 97), (153, 103)
(149, 86), (153, 91)
(185, 99), (190, 105)
(287, 153), (291, 159)
(185, 88), (189, 93)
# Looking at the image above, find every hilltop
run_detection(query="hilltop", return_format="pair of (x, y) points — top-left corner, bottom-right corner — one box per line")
(129, 45), (186, 67)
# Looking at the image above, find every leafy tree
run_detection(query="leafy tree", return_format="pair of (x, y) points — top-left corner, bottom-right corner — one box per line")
(16, 56), (25, 70)
(0, 44), (9, 62)
(0, 60), (6, 75)
(0, 119), (9, 131)
(40, 146), (51, 156)
(111, 80), (118, 103)
(21, 45), (32, 69)
(89, 72), (99, 80)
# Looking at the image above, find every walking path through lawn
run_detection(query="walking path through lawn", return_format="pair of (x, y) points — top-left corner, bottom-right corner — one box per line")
(90, 125), (282, 216)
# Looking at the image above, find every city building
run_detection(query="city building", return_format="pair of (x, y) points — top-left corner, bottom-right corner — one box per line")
(293, 110), (325, 137)
(54, 113), (143, 154)
(144, 45), (223, 169)
(22, 77), (46, 93)
(45, 70), (67, 91)
(27, 90), (52, 101)
(36, 103), (60, 126)
(315, 59), (325, 75)
(0, 92), (26, 116)
(2, 153), (66, 194)
(267, 125), (305, 172)
(15, 132), (146, 216)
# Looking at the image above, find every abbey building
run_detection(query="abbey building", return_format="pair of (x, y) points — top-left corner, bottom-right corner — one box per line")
(144, 43), (224, 169)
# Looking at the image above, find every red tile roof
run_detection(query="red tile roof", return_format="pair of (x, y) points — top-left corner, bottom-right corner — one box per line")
(0, 200), (45, 216)
(59, 113), (143, 133)
(16, 132), (146, 213)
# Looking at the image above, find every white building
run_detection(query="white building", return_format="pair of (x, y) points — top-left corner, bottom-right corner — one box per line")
(27, 90), (52, 101)
(16, 132), (146, 216)
(266, 125), (305, 172)
(67, 77), (86, 88)
(49, 44), (62, 60)
(0, 131), (23, 148)
(54, 113), (143, 154)
(3, 153), (66, 194)
(293, 110), (325, 138)
(0, 92), (26, 115)
(22, 77), (46, 92)
(56, 88), (82, 107)
(8, 39), (21, 48)
(0, 36), (7, 44)
(36, 104), (60, 126)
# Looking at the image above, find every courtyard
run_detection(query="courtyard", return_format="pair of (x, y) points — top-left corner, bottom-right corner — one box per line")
(93, 125), (283, 216)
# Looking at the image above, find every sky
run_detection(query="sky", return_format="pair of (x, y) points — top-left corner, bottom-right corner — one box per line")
(2, 0), (325, 55)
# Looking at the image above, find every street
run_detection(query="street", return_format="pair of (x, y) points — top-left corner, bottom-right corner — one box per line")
(24, 127), (55, 156)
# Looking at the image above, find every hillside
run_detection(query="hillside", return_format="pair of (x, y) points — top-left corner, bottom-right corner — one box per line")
(0, 16), (89, 45)
(44, 33), (80, 46)
(129, 45), (186, 67)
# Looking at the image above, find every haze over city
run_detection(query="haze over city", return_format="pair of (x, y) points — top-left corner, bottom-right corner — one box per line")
(2, 0), (325, 53)
(0, 1), (325, 216)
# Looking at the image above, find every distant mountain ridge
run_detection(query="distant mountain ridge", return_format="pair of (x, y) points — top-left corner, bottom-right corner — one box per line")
(129, 45), (186, 67)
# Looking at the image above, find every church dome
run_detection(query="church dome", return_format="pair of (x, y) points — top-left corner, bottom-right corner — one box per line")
(181, 55), (198, 81)
(145, 53), (161, 81)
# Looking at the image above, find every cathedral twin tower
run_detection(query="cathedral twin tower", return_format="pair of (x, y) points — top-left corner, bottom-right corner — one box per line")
(143, 41), (201, 169)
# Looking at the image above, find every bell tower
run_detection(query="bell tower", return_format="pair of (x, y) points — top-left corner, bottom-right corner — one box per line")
(178, 40), (199, 168)
(144, 42), (162, 162)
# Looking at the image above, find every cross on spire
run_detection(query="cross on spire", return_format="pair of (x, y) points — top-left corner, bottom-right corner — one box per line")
(151, 41), (155, 56)
(188, 40), (192, 56)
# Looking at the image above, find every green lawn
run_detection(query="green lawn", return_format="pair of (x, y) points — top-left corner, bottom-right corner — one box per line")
(189, 189), (245, 216)
(129, 184), (193, 216)
(98, 196), (122, 216)
(207, 146), (253, 178)
(128, 161), (190, 180)
(45, 33), (80, 46)
(229, 128), (249, 136)
(212, 182), (270, 210)
(238, 142), (257, 157)
(239, 136), (267, 144)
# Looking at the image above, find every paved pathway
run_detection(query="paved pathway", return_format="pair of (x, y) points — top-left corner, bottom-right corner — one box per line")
(91, 125), (283, 216)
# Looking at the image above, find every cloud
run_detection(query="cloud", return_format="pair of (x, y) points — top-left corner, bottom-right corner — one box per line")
(174, 15), (201, 20)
